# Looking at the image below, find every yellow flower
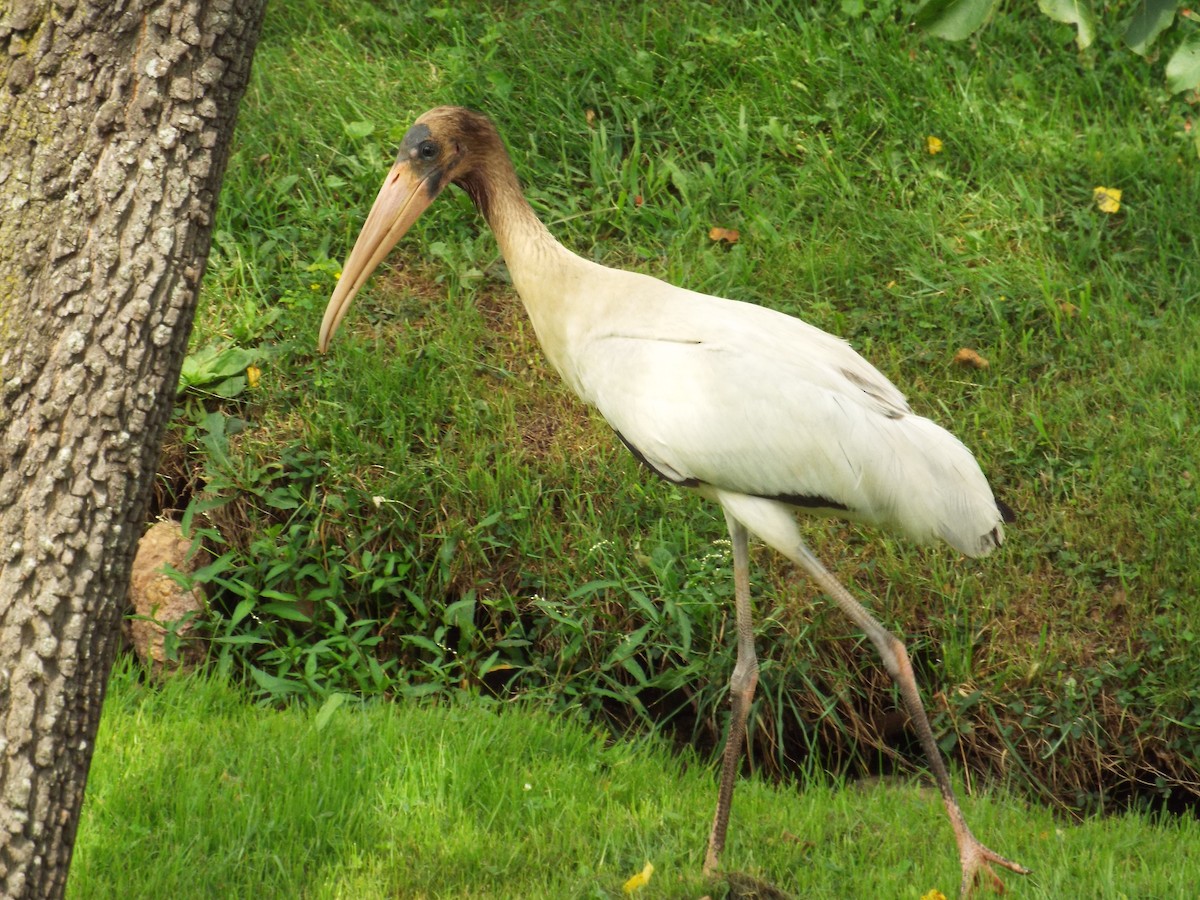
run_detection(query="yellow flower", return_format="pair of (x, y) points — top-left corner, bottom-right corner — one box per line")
(926, 135), (944, 155)
(622, 861), (654, 894)
(920, 890), (948, 900)
(246, 365), (261, 389)
(1093, 186), (1122, 214)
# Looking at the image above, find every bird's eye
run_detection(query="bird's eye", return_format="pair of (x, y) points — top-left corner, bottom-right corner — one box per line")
(417, 140), (438, 160)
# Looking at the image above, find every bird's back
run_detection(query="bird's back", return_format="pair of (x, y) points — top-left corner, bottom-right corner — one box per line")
(541, 263), (1005, 558)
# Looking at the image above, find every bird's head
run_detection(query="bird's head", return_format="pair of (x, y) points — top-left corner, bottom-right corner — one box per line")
(318, 106), (503, 352)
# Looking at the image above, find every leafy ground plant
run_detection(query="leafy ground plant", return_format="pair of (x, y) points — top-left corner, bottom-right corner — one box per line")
(911, 0), (1200, 100)
(151, 0), (1200, 824)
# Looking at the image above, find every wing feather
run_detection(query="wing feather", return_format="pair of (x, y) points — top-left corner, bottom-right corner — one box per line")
(569, 280), (1001, 555)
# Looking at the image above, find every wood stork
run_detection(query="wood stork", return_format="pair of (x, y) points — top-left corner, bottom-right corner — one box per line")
(318, 106), (1029, 896)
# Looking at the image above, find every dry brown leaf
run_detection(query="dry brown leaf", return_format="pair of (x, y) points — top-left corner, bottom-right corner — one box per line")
(708, 226), (739, 243)
(953, 347), (990, 369)
(585, 108), (596, 127)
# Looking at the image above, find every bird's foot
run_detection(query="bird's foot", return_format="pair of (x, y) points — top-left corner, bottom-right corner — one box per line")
(723, 871), (793, 899)
(958, 835), (1030, 897)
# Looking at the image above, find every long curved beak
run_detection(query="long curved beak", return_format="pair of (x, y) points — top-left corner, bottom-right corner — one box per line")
(318, 162), (438, 352)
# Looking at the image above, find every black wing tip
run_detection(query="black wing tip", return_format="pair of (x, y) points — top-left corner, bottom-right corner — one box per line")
(613, 429), (700, 488)
(996, 497), (1016, 524)
(771, 491), (851, 513)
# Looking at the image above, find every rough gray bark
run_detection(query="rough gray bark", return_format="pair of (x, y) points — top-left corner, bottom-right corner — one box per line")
(0, 2), (266, 896)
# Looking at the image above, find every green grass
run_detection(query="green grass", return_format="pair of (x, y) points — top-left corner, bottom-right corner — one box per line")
(69, 661), (1200, 898)
(161, 0), (1200, 827)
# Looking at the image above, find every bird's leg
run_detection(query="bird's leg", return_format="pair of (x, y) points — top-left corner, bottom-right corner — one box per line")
(784, 539), (1029, 897)
(703, 514), (758, 876)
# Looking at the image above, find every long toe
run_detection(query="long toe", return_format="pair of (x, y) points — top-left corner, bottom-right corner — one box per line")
(959, 839), (1030, 897)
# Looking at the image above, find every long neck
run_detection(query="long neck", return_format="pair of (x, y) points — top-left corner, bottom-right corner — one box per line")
(455, 147), (592, 392)
(457, 150), (561, 269)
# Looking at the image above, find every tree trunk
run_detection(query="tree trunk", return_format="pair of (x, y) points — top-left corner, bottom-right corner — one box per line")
(0, 2), (266, 896)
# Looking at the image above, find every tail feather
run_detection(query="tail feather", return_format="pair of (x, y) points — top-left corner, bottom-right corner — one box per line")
(881, 415), (1005, 559)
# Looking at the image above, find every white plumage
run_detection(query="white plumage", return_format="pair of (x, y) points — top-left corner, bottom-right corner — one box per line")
(318, 106), (1027, 896)
(567, 268), (1004, 555)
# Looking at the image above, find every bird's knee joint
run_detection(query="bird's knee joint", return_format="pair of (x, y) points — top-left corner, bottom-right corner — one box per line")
(890, 638), (912, 672)
(879, 635), (910, 681)
(729, 660), (758, 694)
